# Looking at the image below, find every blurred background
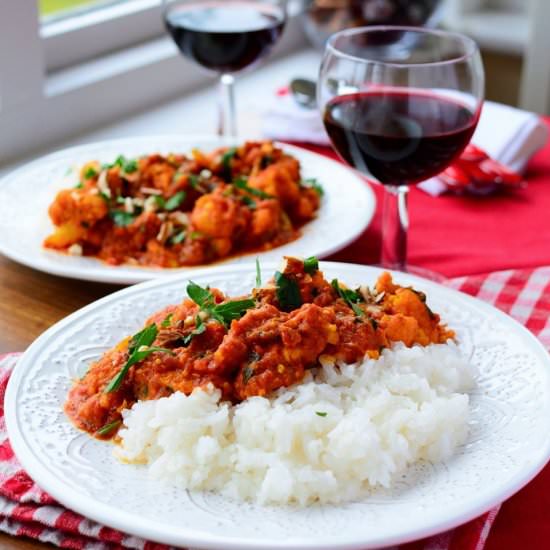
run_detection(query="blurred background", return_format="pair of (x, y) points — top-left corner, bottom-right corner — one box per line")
(1, 0), (548, 164)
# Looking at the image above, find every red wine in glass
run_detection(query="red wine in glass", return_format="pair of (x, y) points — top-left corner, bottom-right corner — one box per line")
(323, 91), (479, 185)
(164, 1), (285, 74)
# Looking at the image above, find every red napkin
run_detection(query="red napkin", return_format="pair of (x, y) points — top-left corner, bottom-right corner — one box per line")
(1, 266), (549, 549)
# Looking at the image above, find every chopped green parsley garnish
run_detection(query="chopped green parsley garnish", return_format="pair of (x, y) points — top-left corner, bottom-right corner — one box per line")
(83, 167), (98, 179)
(301, 178), (324, 197)
(74, 182), (84, 189)
(186, 281), (255, 327)
(104, 324), (174, 393)
(181, 316), (207, 346)
(315, 411), (327, 417)
(242, 365), (254, 384)
(164, 191), (186, 211)
(331, 279), (364, 317)
(233, 177), (273, 199)
(303, 256), (319, 275)
(255, 258), (262, 287)
(97, 420), (121, 436)
(170, 230), (186, 245)
(110, 210), (136, 227)
(221, 147), (237, 180)
(274, 272), (302, 312)
(161, 313), (174, 328)
(103, 155), (138, 174)
(241, 196), (257, 209)
(122, 159), (138, 174)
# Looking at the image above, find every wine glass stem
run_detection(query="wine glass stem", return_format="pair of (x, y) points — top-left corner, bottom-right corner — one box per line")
(218, 73), (237, 138)
(381, 184), (409, 271)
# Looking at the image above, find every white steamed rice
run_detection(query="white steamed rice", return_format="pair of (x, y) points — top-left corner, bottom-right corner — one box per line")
(116, 342), (475, 505)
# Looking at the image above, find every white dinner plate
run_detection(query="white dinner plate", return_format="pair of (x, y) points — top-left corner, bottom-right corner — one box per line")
(0, 136), (375, 285)
(5, 261), (550, 550)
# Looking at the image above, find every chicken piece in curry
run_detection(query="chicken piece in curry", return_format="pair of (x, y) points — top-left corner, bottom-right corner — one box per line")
(44, 142), (322, 267)
(65, 257), (454, 439)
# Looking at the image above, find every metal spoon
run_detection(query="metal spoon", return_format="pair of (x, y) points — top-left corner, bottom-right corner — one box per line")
(290, 78), (317, 109)
(290, 78), (359, 109)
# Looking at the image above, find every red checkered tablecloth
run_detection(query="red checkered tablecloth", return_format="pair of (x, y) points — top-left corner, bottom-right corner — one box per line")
(0, 266), (549, 550)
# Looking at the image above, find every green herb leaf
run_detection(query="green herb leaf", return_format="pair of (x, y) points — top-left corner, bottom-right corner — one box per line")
(182, 316), (207, 346)
(128, 324), (158, 355)
(186, 281), (254, 326)
(221, 147), (237, 180)
(165, 191), (186, 211)
(234, 177), (273, 199)
(275, 271), (302, 311)
(74, 182), (84, 189)
(122, 159), (138, 174)
(105, 324), (175, 393)
(161, 313), (174, 328)
(241, 196), (257, 209)
(301, 178), (324, 197)
(242, 365), (254, 384)
(331, 279), (364, 317)
(116, 196), (126, 204)
(189, 231), (203, 240)
(110, 210), (136, 227)
(99, 191), (111, 202)
(170, 230), (186, 245)
(213, 299), (256, 323)
(97, 420), (121, 436)
(255, 258), (262, 287)
(303, 256), (319, 275)
(188, 174), (206, 193)
(84, 167), (98, 179)
(187, 281), (216, 310)
(315, 411), (327, 417)
(153, 195), (165, 209)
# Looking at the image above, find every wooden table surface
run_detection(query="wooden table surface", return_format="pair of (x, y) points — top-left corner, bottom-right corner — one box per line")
(0, 254), (122, 549)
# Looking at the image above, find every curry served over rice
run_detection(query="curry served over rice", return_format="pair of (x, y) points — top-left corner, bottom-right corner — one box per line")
(65, 257), (454, 439)
(44, 142), (322, 267)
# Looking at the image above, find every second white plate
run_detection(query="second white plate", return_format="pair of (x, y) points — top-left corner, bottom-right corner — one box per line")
(0, 136), (375, 284)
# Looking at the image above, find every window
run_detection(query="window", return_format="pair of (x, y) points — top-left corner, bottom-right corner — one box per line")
(0, 1), (306, 164)
(42, 0), (165, 71)
(40, 0), (119, 20)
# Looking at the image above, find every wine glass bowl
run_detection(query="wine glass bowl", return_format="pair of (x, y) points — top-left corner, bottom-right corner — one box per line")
(318, 26), (484, 273)
(163, 0), (287, 136)
(302, 0), (444, 50)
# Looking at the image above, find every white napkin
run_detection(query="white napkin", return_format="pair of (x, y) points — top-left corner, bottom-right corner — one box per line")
(262, 95), (548, 194)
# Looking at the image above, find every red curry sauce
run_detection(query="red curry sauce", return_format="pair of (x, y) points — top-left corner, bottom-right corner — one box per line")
(64, 257), (454, 439)
(44, 142), (321, 267)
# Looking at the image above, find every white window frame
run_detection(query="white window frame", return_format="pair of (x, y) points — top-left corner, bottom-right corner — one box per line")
(0, 1), (307, 164)
(42, 0), (165, 71)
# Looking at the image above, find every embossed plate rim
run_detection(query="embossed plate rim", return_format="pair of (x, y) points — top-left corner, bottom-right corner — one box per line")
(0, 136), (375, 284)
(6, 261), (550, 550)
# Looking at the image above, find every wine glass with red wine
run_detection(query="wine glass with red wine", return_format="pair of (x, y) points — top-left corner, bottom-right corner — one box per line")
(318, 26), (484, 276)
(163, 0), (286, 137)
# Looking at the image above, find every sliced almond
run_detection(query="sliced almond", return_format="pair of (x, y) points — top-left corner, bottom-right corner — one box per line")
(97, 170), (111, 198)
(67, 244), (83, 256)
(141, 187), (163, 196)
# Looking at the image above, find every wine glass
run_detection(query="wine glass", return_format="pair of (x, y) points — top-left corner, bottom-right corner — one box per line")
(302, 0), (444, 50)
(318, 26), (484, 276)
(162, 0), (287, 137)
